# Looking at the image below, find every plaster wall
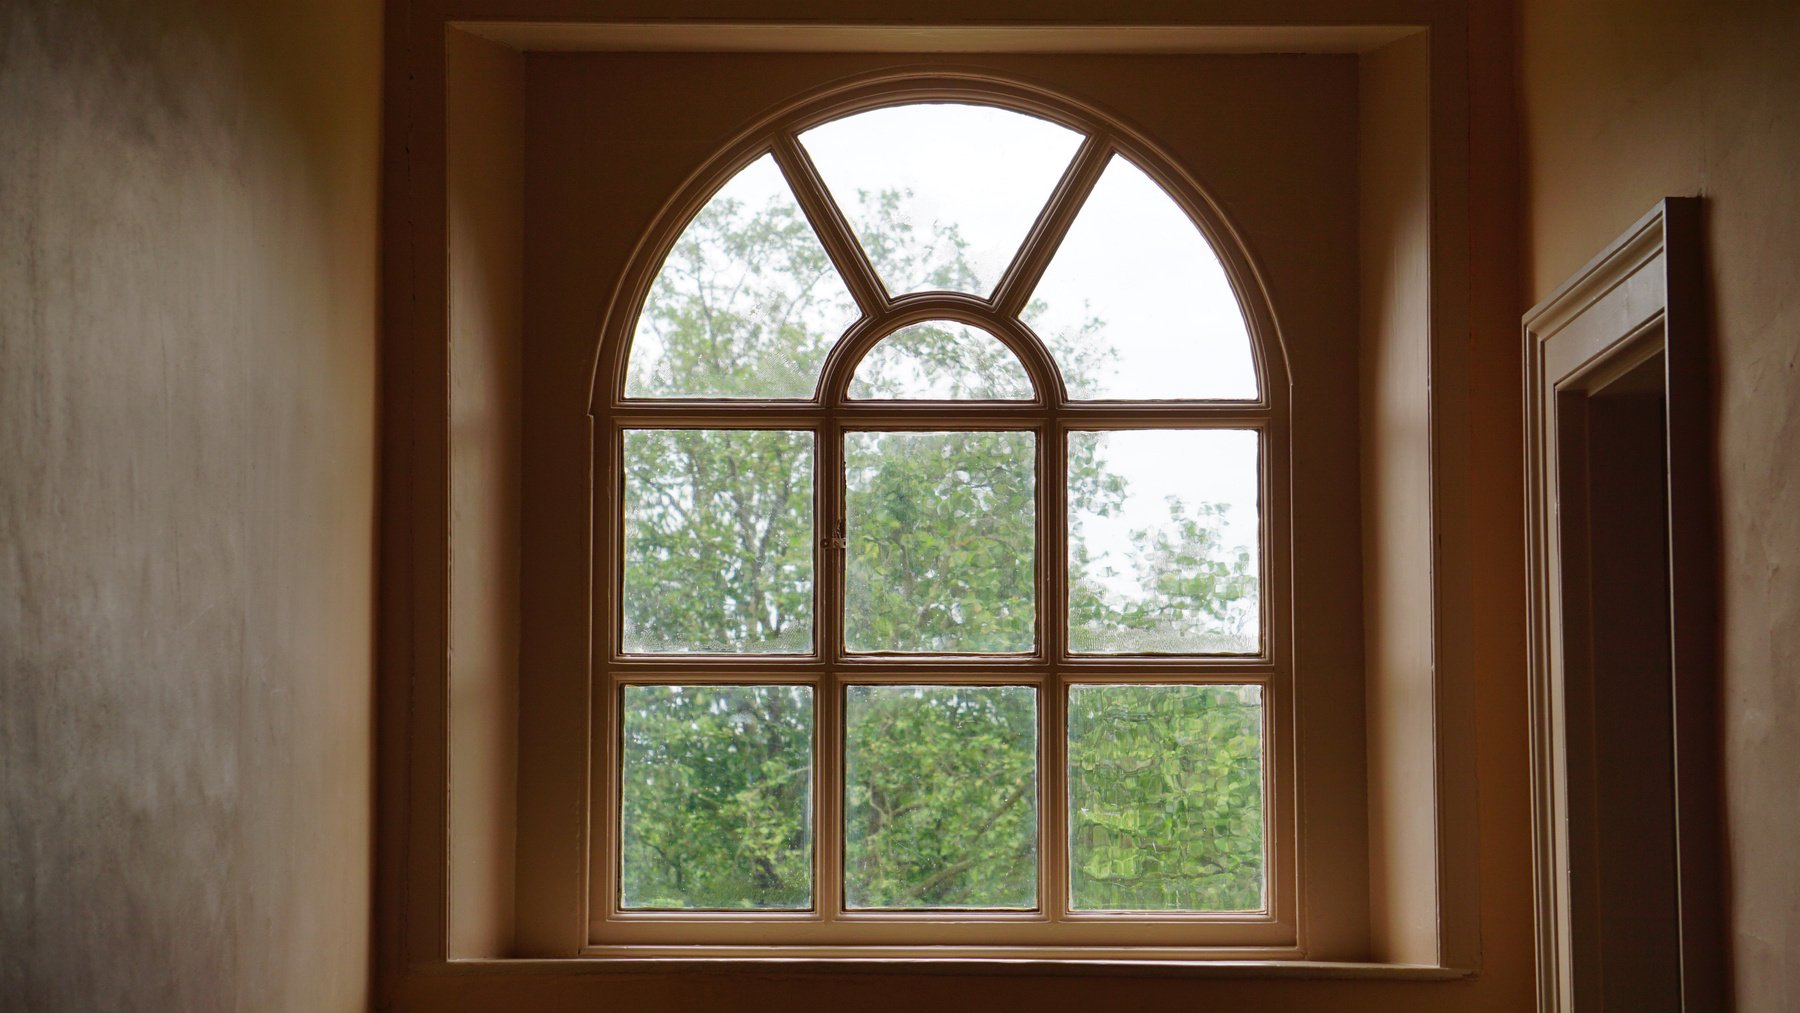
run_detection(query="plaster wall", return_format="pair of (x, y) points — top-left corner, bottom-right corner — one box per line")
(1357, 31), (1437, 966)
(0, 0), (381, 1007)
(446, 27), (525, 961)
(1519, 0), (1800, 1006)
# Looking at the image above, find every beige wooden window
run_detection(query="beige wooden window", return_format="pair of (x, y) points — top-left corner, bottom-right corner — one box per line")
(590, 75), (1293, 954)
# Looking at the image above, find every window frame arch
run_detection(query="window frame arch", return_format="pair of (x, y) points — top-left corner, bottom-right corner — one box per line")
(593, 69), (1287, 412)
(587, 68), (1298, 955)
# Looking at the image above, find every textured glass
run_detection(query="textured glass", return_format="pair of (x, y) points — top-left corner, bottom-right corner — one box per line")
(1028, 155), (1259, 400)
(844, 685), (1038, 909)
(844, 431), (1036, 653)
(620, 685), (813, 909)
(1068, 684), (1264, 912)
(848, 320), (1034, 400)
(624, 154), (858, 398)
(800, 103), (1084, 297)
(1068, 429), (1259, 654)
(623, 429), (813, 653)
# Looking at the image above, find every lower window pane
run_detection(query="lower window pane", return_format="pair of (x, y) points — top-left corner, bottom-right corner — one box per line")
(619, 684), (813, 910)
(844, 685), (1038, 909)
(1067, 684), (1264, 911)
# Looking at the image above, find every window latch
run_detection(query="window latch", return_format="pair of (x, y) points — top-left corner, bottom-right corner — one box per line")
(824, 519), (847, 549)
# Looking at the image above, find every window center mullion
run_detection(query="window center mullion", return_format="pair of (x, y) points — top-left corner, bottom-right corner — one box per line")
(817, 415), (845, 921)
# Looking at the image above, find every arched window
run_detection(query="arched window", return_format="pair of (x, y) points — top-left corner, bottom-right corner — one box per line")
(595, 82), (1289, 949)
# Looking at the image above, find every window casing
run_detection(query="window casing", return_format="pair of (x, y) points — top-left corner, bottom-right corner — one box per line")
(587, 74), (1295, 954)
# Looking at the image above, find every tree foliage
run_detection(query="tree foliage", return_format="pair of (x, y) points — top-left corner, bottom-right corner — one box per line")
(618, 183), (1263, 911)
(621, 685), (813, 909)
(1068, 685), (1263, 911)
(845, 430), (1037, 653)
(844, 686), (1037, 908)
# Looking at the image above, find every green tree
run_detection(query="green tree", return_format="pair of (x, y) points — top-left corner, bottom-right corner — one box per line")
(619, 184), (1261, 911)
(620, 685), (813, 909)
(844, 686), (1037, 908)
(1068, 685), (1264, 911)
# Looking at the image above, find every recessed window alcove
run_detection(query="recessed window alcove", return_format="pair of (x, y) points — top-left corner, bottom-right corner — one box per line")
(415, 18), (1474, 984)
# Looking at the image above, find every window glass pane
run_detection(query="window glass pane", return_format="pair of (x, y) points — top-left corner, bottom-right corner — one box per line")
(623, 429), (813, 654)
(624, 153), (858, 398)
(800, 103), (1084, 297)
(1068, 429), (1259, 654)
(845, 431), (1036, 653)
(844, 685), (1038, 909)
(1028, 155), (1259, 400)
(1068, 684), (1264, 912)
(620, 685), (813, 909)
(848, 320), (1034, 401)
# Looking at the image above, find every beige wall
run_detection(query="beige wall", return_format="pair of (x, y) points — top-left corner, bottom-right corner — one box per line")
(446, 27), (525, 961)
(1519, 0), (1800, 1006)
(1519, 0), (1800, 1000)
(1358, 30), (1438, 965)
(0, 0), (381, 1008)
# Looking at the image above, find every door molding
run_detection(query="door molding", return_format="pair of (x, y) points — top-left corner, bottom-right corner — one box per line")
(1522, 198), (1720, 1011)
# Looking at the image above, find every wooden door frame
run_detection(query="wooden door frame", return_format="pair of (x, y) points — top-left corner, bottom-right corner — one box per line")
(1522, 197), (1721, 1011)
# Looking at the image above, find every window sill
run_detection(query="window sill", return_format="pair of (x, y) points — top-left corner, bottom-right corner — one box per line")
(440, 956), (1473, 982)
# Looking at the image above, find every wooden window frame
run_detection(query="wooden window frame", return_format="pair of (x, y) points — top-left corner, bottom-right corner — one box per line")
(585, 72), (1297, 957)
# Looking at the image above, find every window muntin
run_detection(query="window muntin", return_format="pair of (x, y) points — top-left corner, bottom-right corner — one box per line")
(600, 94), (1283, 949)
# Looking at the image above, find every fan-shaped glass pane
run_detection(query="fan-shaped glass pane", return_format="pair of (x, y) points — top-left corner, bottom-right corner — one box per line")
(799, 103), (1084, 297)
(849, 321), (1034, 401)
(624, 153), (859, 399)
(1028, 155), (1258, 400)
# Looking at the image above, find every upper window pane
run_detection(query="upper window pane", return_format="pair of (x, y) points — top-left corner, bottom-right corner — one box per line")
(1069, 429), (1260, 654)
(623, 429), (813, 654)
(848, 320), (1034, 401)
(844, 430), (1037, 654)
(624, 153), (858, 399)
(1028, 155), (1259, 400)
(799, 103), (1084, 297)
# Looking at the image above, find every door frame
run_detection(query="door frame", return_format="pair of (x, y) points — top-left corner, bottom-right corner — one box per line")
(1522, 197), (1720, 1011)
